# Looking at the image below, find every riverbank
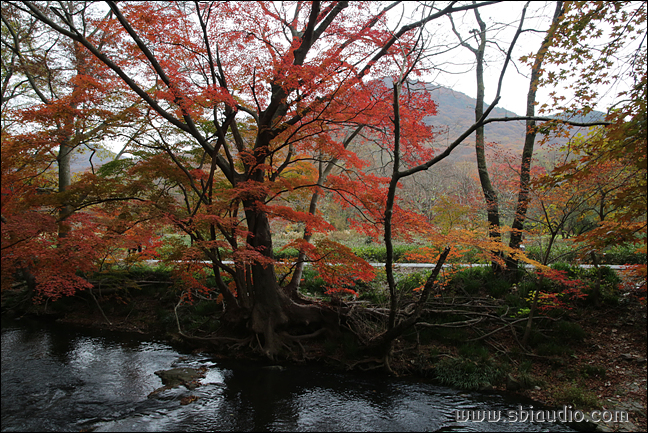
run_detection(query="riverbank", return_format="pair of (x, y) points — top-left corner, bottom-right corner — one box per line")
(2, 272), (646, 432)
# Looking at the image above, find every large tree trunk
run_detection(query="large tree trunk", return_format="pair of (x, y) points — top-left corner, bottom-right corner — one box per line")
(243, 203), (331, 359)
(243, 205), (286, 355)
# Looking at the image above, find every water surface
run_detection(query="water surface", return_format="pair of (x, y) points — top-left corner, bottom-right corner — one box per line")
(1, 318), (576, 432)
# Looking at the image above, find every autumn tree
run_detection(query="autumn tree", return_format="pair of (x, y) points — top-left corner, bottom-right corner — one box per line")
(506, 0), (646, 270)
(362, 0), (542, 365)
(1, 2), (139, 231)
(13, 0), (527, 358)
(1, 2), (148, 300)
(9, 0), (640, 360)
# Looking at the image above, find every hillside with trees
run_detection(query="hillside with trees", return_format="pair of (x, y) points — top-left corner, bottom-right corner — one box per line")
(425, 84), (527, 159)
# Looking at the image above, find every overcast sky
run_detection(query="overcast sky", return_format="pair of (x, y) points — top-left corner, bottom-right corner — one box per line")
(402, 1), (638, 116)
(95, 1), (639, 157)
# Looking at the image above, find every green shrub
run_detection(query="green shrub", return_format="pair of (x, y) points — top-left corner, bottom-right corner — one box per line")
(351, 244), (419, 263)
(535, 341), (574, 357)
(582, 265), (622, 288)
(580, 365), (606, 379)
(397, 271), (431, 292)
(298, 268), (328, 295)
(600, 244), (647, 265)
(517, 280), (536, 298)
(465, 278), (483, 294)
(504, 294), (527, 310)
(351, 245), (388, 262)
(458, 343), (490, 362)
(191, 300), (220, 316)
(524, 244), (543, 263)
(526, 329), (550, 347)
(358, 286), (389, 304)
(526, 242), (579, 265)
(554, 385), (600, 409)
(550, 262), (577, 277)
(555, 320), (586, 343)
(447, 266), (512, 298)
(573, 265), (622, 305)
(273, 247), (300, 260)
(486, 277), (510, 298)
(448, 267), (485, 294)
(435, 357), (506, 390)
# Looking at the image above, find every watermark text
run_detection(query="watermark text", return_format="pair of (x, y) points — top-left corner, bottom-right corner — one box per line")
(455, 405), (629, 424)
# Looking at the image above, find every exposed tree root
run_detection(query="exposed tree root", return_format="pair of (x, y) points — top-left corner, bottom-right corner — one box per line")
(88, 288), (112, 325)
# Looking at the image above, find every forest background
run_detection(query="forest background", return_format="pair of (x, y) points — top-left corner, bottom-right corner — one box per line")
(1, 0), (646, 387)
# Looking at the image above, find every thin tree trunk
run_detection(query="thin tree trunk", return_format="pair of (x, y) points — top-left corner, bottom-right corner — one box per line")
(385, 80), (403, 332)
(521, 276), (542, 346)
(57, 141), (73, 238)
(472, 9), (503, 272)
(372, 246), (452, 353)
(451, 9), (503, 272)
(508, 1), (564, 272)
(286, 126), (363, 296)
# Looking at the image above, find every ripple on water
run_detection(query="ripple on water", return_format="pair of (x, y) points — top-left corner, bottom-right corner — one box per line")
(2, 320), (577, 432)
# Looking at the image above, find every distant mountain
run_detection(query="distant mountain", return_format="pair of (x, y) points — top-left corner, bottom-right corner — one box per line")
(68, 82), (604, 173)
(417, 83), (524, 160)
(70, 150), (116, 174)
(417, 82), (605, 160)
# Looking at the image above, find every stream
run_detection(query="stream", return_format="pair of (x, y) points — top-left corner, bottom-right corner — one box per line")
(1, 317), (578, 432)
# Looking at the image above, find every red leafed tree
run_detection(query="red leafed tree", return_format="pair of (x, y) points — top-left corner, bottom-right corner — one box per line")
(1, 2), (142, 299)
(12, 0), (510, 357)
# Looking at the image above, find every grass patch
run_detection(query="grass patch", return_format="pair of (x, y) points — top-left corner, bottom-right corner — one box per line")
(445, 266), (512, 298)
(553, 385), (600, 409)
(580, 365), (606, 379)
(555, 320), (586, 343)
(434, 356), (506, 390)
(458, 343), (490, 362)
(515, 361), (545, 389)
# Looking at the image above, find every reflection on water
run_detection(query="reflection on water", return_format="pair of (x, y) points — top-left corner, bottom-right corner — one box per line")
(1, 318), (575, 432)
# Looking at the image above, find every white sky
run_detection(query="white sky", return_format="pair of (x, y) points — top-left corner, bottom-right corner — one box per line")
(402, 1), (638, 116)
(97, 1), (638, 156)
